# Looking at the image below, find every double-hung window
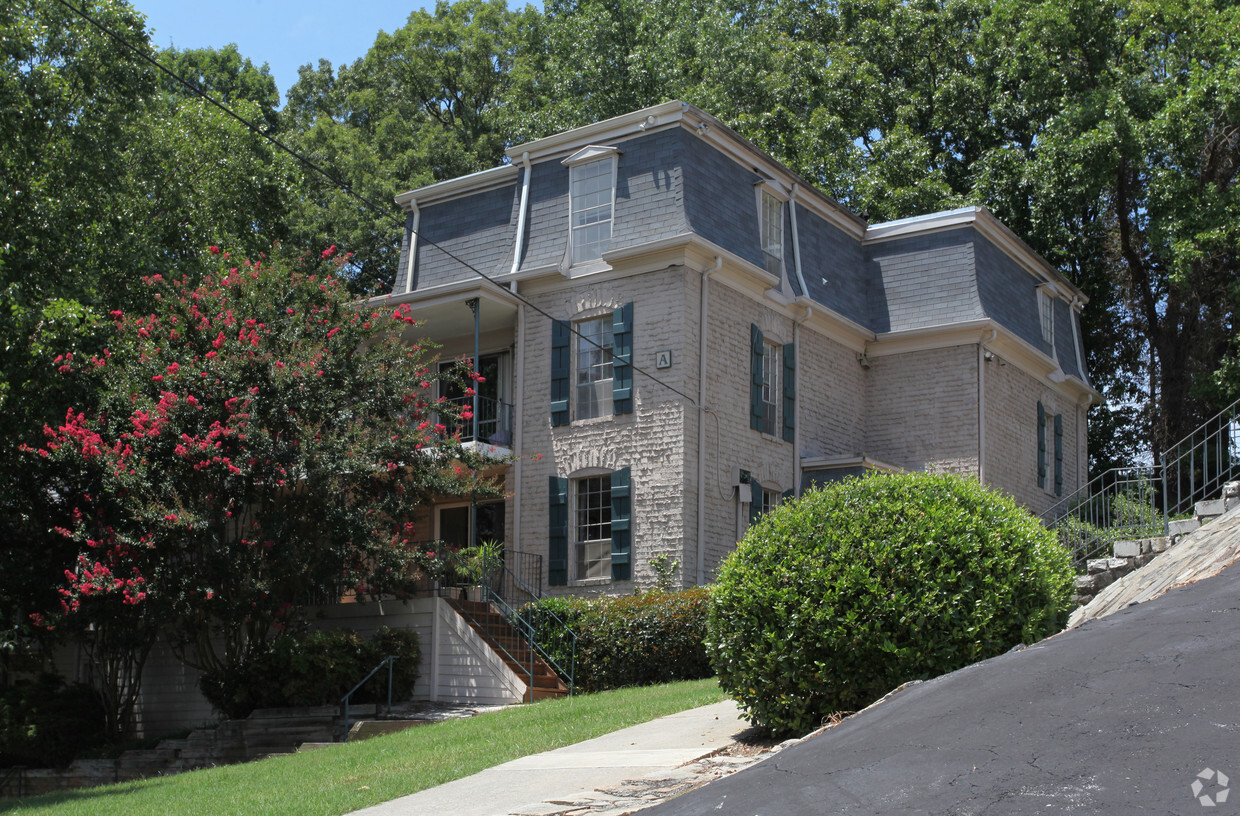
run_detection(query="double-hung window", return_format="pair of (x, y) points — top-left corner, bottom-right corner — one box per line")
(550, 303), (633, 426)
(563, 146), (619, 267)
(760, 190), (783, 277)
(760, 341), (780, 437)
(575, 315), (614, 420)
(1038, 288), (1055, 352)
(575, 474), (612, 580)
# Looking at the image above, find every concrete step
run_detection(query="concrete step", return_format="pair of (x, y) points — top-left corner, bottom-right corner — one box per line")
(295, 742), (336, 753)
(347, 720), (428, 742)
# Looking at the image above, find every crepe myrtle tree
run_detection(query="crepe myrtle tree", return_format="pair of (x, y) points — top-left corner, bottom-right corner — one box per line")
(22, 246), (497, 737)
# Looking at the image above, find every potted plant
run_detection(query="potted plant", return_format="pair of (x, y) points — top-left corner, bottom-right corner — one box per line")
(459, 539), (504, 601)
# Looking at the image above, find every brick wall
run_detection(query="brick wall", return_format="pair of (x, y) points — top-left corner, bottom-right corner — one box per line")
(864, 345), (981, 476)
(983, 352), (1087, 515)
(516, 266), (696, 594)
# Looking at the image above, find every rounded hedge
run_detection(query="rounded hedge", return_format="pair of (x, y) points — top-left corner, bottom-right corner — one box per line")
(707, 472), (1074, 737)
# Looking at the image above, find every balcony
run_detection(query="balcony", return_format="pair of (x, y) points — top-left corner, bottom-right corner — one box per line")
(441, 395), (514, 458)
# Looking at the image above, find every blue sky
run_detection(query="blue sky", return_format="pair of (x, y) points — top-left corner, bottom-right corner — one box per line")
(133, 0), (428, 99)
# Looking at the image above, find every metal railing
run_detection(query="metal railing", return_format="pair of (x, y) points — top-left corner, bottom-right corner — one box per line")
(340, 655), (397, 743)
(1161, 398), (1240, 520)
(0, 766), (26, 798)
(454, 552), (577, 697)
(1049, 398), (1240, 568)
(440, 396), (515, 447)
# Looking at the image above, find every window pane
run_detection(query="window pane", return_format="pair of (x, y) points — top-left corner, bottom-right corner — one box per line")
(575, 474), (613, 579)
(761, 341), (779, 436)
(570, 158), (613, 263)
(574, 316), (614, 419)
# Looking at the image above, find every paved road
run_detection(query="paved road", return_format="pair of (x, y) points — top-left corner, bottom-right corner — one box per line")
(651, 561), (1240, 815)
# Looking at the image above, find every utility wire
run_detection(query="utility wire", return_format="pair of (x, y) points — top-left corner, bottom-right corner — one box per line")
(56, 0), (700, 407)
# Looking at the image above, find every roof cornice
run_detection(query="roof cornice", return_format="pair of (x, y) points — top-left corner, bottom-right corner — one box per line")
(394, 165), (518, 210)
(864, 206), (1088, 304)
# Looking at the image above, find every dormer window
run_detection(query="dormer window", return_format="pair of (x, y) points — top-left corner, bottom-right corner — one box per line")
(1038, 287), (1055, 351)
(760, 190), (783, 277)
(563, 145), (620, 266)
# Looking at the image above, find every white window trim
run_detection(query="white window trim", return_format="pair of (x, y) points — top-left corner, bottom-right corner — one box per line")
(754, 181), (789, 281)
(572, 472), (613, 583)
(1037, 285), (1056, 356)
(760, 339), (780, 437)
(572, 314), (615, 422)
(563, 145), (620, 274)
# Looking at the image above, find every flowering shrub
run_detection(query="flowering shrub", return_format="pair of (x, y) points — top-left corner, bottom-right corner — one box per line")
(22, 247), (499, 736)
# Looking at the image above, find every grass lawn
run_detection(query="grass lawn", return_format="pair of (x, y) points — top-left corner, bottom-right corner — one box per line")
(4, 678), (725, 816)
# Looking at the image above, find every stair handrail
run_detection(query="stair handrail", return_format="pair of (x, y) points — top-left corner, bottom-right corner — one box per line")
(339, 655), (397, 743)
(0, 765), (26, 798)
(484, 570), (577, 696)
(452, 555), (576, 696)
(1047, 397), (1240, 568)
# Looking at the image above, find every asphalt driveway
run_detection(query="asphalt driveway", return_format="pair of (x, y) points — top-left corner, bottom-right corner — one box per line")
(650, 562), (1240, 815)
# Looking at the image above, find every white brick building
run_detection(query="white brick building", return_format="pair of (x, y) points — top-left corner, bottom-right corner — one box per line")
(388, 101), (1099, 594)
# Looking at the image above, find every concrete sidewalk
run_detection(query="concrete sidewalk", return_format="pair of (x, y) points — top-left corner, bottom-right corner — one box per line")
(348, 699), (755, 816)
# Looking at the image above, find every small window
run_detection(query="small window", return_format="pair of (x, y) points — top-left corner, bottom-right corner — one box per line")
(761, 488), (780, 516)
(570, 158), (614, 265)
(575, 474), (612, 580)
(760, 191), (783, 277)
(760, 340), (780, 436)
(575, 315), (614, 420)
(1038, 289), (1055, 349)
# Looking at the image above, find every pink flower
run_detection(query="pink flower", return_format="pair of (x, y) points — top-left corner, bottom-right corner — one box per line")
(322, 245), (337, 259)
(208, 246), (220, 255)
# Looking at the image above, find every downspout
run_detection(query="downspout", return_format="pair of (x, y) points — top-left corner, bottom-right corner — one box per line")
(404, 199), (420, 295)
(978, 328), (996, 484)
(789, 185), (808, 296)
(793, 303), (813, 496)
(512, 294), (524, 557)
(696, 256), (723, 586)
(509, 152), (532, 279)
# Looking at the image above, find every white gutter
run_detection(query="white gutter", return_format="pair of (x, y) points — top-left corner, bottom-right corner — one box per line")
(404, 200), (420, 295)
(512, 290), (524, 558)
(509, 153), (532, 277)
(978, 329), (996, 483)
(696, 255), (723, 586)
(793, 304), (813, 496)
(1070, 297), (1086, 383)
(789, 185), (808, 297)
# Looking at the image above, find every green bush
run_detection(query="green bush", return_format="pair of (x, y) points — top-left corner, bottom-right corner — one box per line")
(708, 472), (1074, 737)
(0, 673), (107, 767)
(526, 587), (712, 692)
(200, 626), (420, 719)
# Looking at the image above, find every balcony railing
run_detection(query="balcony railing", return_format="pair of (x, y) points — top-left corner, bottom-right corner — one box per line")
(440, 395), (514, 448)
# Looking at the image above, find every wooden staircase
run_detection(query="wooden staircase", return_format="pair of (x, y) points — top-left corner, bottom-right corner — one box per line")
(446, 599), (570, 701)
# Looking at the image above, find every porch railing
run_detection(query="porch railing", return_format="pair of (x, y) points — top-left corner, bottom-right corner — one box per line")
(1048, 397), (1240, 568)
(441, 395), (514, 447)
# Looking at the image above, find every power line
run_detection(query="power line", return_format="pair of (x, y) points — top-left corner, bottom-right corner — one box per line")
(55, 0), (700, 408)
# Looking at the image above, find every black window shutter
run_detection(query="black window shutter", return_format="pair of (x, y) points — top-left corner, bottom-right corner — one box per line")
(610, 466), (631, 581)
(782, 342), (796, 443)
(1054, 414), (1064, 497)
(1037, 401), (1047, 489)
(612, 303), (634, 414)
(549, 476), (568, 585)
(750, 325), (765, 431)
(748, 477), (763, 529)
(551, 320), (570, 426)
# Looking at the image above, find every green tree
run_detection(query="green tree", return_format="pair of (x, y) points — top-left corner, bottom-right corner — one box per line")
(0, 3), (301, 655)
(282, 0), (538, 292)
(23, 247), (497, 735)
